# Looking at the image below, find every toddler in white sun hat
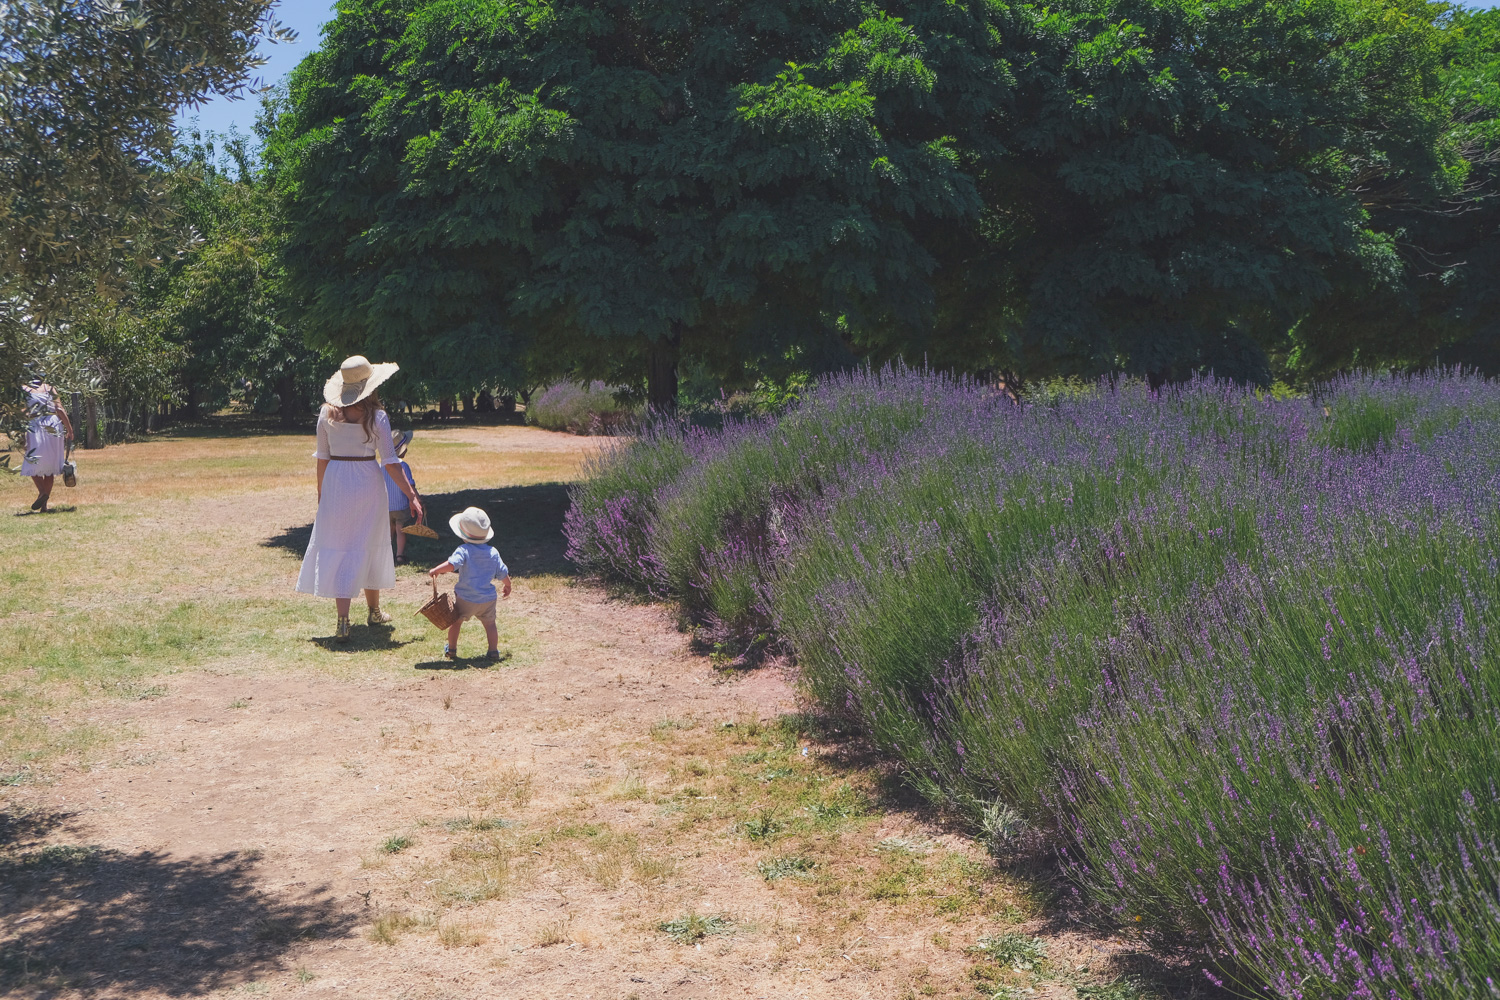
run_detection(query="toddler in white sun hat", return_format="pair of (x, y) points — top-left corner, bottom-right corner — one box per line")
(428, 506), (511, 661)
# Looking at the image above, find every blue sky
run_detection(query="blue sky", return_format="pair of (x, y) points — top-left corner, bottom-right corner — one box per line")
(179, 0), (1500, 142)
(175, 0), (338, 141)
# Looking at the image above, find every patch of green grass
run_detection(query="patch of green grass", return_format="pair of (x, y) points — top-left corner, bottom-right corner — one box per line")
(757, 855), (816, 880)
(657, 912), (733, 944)
(380, 835), (414, 854)
(443, 816), (511, 833)
(738, 808), (784, 841)
(970, 932), (1047, 972)
(1077, 978), (1160, 1000)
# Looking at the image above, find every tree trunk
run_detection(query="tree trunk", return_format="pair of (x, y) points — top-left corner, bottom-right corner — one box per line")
(460, 393), (475, 416)
(499, 394), (516, 414)
(439, 397), (453, 421)
(84, 397), (102, 449)
(647, 329), (681, 414)
(278, 374), (298, 427)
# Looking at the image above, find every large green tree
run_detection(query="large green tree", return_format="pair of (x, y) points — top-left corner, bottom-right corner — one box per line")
(912, 0), (1470, 385)
(269, 0), (1488, 394)
(265, 0), (1010, 408)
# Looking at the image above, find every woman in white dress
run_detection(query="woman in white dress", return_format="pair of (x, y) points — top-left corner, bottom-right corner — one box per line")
(296, 356), (424, 641)
(18, 380), (73, 512)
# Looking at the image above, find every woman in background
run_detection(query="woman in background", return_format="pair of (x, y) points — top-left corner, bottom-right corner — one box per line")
(18, 380), (73, 512)
(296, 356), (423, 641)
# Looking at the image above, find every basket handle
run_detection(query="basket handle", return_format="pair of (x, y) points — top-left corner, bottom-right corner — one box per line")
(431, 575), (438, 600)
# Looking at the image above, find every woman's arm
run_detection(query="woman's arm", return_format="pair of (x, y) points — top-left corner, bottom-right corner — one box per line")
(316, 459), (328, 501)
(384, 462), (424, 521)
(53, 402), (73, 441)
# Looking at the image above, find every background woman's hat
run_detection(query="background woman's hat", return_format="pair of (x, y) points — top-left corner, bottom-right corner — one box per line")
(449, 506), (494, 543)
(324, 355), (399, 407)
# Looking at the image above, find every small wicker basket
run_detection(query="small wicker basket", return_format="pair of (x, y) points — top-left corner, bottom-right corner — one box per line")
(401, 511), (439, 539)
(416, 577), (460, 630)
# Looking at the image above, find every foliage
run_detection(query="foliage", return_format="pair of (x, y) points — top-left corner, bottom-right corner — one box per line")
(566, 365), (1500, 997)
(138, 125), (331, 422)
(267, 0), (1498, 392)
(656, 912), (733, 944)
(525, 382), (639, 436)
(262, 0), (1009, 408)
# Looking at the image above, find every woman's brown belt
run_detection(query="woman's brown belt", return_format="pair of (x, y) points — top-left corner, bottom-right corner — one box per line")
(328, 455), (376, 461)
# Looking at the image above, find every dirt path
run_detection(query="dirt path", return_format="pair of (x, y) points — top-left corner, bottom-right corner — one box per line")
(1, 424), (1130, 1000)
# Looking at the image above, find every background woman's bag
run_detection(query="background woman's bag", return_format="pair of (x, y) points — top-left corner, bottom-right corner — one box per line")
(61, 443), (76, 488)
(416, 577), (460, 630)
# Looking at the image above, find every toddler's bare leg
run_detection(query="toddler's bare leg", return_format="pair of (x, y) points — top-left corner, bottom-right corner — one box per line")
(483, 619), (499, 653)
(447, 620), (463, 652)
(395, 529), (406, 557)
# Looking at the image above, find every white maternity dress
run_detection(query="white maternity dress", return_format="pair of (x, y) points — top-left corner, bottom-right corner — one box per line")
(18, 388), (65, 477)
(296, 408), (402, 598)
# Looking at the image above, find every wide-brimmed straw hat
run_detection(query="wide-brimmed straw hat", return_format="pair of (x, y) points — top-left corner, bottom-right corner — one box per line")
(323, 355), (399, 407)
(450, 506), (494, 544)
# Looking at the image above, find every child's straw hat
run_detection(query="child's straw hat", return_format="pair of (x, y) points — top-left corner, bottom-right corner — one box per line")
(450, 507), (494, 543)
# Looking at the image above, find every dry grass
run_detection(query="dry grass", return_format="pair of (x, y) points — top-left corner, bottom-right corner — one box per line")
(0, 421), (588, 770)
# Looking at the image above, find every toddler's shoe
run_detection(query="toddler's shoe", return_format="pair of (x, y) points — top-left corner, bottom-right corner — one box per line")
(367, 607), (393, 626)
(444, 646), (456, 660)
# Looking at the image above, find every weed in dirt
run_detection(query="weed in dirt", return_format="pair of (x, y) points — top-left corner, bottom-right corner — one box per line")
(651, 716), (694, 740)
(381, 835), (414, 854)
(295, 966), (315, 984)
(532, 917), (571, 947)
(443, 816), (511, 832)
(613, 773), (648, 800)
(739, 808), (784, 841)
(1077, 978), (1160, 1000)
(876, 836), (932, 855)
(367, 911), (419, 946)
(228, 698), (249, 709)
(971, 932), (1047, 972)
(438, 921), (484, 948)
(684, 759), (709, 776)
(657, 912), (733, 944)
(757, 855), (816, 880)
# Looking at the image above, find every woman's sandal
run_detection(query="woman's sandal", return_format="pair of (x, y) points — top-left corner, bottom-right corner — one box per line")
(29, 496), (44, 511)
(336, 616), (351, 642)
(367, 607), (393, 626)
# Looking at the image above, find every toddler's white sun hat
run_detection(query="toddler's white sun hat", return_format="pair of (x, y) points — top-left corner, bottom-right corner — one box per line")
(324, 355), (399, 407)
(450, 506), (494, 544)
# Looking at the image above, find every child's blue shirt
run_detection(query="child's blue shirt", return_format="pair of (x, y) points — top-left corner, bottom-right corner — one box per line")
(448, 543), (508, 603)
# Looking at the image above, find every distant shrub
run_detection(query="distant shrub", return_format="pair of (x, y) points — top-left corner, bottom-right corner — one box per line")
(526, 382), (638, 435)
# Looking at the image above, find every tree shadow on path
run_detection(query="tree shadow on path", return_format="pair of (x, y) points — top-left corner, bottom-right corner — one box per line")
(262, 482), (575, 579)
(0, 806), (352, 997)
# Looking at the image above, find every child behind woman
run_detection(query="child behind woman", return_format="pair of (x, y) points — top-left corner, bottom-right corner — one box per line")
(429, 506), (511, 661)
(385, 430), (419, 564)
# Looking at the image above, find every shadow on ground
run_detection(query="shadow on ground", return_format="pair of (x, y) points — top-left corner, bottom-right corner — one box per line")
(262, 483), (574, 579)
(0, 807), (351, 997)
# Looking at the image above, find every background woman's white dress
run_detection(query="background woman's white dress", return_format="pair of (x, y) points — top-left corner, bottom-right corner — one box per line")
(296, 408), (400, 598)
(18, 388), (64, 477)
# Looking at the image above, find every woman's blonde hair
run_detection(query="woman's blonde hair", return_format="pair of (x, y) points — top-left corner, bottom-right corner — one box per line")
(324, 390), (383, 442)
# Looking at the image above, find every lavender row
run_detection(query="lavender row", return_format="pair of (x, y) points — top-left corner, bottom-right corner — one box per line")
(565, 367), (1500, 996)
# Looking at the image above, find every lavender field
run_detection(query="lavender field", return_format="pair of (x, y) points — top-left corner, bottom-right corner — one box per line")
(566, 368), (1500, 999)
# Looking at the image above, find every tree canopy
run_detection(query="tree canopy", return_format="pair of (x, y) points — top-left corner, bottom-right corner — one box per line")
(267, 0), (1499, 397)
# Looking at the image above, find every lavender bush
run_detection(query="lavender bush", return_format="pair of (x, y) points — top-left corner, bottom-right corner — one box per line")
(566, 366), (1500, 997)
(526, 381), (639, 435)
